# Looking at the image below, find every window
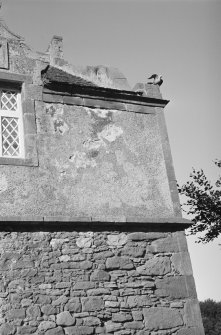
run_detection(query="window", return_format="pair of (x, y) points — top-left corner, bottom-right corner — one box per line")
(0, 88), (24, 158)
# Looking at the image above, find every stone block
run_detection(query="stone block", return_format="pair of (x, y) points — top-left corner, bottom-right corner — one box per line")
(73, 281), (95, 290)
(83, 317), (101, 326)
(45, 326), (64, 335)
(124, 321), (144, 330)
(17, 326), (37, 334)
(56, 311), (75, 326)
(136, 256), (171, 275)
(64, 298), (82, 313)
(64, 326), (94, 335)
(127, 295), (152, 308)
(23, 113), (37, 134)
(38, 321), (56, 332)
(112, 313), (132, 323)
(41, 304), (57, 315)
(143, 307), (183, 330)
(0, 324), (14, 335)
(105, 321), (123, 332)
(176, 326), (205, 335)
(82, 297), (104, 312)
(24, 84), (43, 100)
(171, 252), (193, 275)
(22, 99), (35, 114)
(90, 270), (110, 282)
(107, 233), (127, 247)
(121, 246), (146, 257)
(106, 256), (134, 270)
(6, 308), (26, 319)
(155, 276), (197, 299)
(184, 299), (204, 328)
(80, 260), (93, 270)
(132, 310), (143, 321)
(151, 234), (187, 253)
(26, 305), (41, 318)
(52, 295), (69, 306)
(87, 288), (110, 296)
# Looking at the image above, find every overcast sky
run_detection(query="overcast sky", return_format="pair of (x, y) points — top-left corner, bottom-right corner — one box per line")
(2, 0), (221, 301)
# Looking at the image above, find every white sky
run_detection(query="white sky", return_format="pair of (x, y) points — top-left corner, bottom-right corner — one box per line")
(2, 0), (221, 301)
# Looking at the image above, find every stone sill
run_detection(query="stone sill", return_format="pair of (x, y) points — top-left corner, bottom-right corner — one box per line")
(0, 216), (192, 232)
(0, 157), (38, 167)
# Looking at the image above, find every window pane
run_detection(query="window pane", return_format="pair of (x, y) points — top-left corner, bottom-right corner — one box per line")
(1, 90), (18, 111)
(1, 117), (20, 157)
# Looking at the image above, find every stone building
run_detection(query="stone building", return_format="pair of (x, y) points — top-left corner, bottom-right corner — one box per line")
(0, 13), (204, 335)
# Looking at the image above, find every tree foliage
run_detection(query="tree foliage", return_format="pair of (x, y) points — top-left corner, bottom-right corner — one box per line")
(178, 160), (221, 243)
(200, 299), (221, 335)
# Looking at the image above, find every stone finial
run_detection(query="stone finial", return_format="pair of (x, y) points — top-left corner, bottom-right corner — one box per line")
(47, 35), (63, 65)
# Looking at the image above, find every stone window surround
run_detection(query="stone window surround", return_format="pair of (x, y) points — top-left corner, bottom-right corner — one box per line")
(0, 71), (38, 167)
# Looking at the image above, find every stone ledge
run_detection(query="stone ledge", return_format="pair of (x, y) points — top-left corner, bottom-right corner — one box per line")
(0, 216), (192, 232)
(0, 157), (38, 167)
(42, 89), (169, 111)
(0, 71), (32, 84)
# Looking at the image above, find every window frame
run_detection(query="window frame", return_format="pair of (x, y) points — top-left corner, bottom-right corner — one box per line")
(0, 71), (39, 167)
(0, 87), (25, 158)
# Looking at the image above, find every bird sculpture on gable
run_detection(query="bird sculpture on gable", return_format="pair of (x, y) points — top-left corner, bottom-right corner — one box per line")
(148, 74), (163, 86)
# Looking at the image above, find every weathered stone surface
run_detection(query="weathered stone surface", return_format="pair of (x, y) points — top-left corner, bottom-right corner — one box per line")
(124, 321), (144, 329)
(137, 331), (150, 335)
(76, 236), (93, 248)
(56, 311), (75, 326)
(176, 326), (205, 335)
(107, 234), (127, 247)
(17, 326), (37, 334)
(112, 313), (132, 322)
(73, 281), (95, 290)
(83, 316), (101, 326)
(38, 321), (56, 332)
(105, 321), (123, 332)
(82, 297), (104, 312)
(143, 307), (183, 330)
(121, 246), (145, 257)
(27, 305), (41, 318)
(128, 232), (167, 241)
(6, 308), (26, 319)
(127, 296), (152, 308)
(41, 304), (56, 315)
(64, 326), (94, 335)
(45, 326), (64, 335)
(171, 252), (193, 275)
(155, 276), (197, 299)
(136, 256), (170, 275)
(151, 234), (187, 253)
(132, 310), (143, 321)
(52, 295), (69, 306)
(106, 256), (134, 270)
(35, 294), (51, 304)
(64, 298), (82, 313)
(90, 269), (110, 281)
(0, 324), (14, 335)
(184, 299), (204, 327)
(87, 288), (110, 296)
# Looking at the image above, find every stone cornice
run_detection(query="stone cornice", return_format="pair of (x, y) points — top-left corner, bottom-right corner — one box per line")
(0, 216), (192, 232)
(43, 86), (169, 109)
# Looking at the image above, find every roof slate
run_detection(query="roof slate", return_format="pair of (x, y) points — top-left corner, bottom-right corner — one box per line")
(41, 65), (98, 87)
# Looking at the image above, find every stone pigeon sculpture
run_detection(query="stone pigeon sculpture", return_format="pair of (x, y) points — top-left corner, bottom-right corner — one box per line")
(148, 74), (163, 86)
